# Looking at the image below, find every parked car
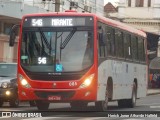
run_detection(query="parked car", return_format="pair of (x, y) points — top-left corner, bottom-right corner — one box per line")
(0, 62), (36, 107)
(0, 62), (19, 107)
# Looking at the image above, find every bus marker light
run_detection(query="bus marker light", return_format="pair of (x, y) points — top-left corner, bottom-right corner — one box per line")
(85, 91), (90, 96)
(22, 91), (26, 96)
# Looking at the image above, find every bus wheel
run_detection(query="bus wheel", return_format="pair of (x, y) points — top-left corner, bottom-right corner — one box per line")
(95, 89), (108, 111)
(127, 82), (137, 108)
(36, 101), (50, 110)
(118, 100), (126, 108)
(118, 83), (137, 108)
(70, 101), (88, 110)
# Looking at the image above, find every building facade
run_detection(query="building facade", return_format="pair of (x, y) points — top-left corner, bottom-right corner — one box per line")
(118, 0), (160, 34)
(0, 0), (48, 62)
(117, 0), (160, 60)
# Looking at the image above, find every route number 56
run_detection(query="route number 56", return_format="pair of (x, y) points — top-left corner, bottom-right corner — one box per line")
(38, 57), (46, 64)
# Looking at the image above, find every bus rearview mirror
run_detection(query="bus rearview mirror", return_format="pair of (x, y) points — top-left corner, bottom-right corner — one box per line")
(9, 24), (20, 47)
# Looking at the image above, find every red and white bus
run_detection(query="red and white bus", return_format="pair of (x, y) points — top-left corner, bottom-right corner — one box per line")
(9, 11), (148, 111)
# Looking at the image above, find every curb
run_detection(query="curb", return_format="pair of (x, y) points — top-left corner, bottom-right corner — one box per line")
(147, 92), (160, 95)
(147, 89), (160, 96)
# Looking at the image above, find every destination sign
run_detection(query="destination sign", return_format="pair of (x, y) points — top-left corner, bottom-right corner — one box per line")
(23, 16), (93, 27)
(52, 18), (73, 26)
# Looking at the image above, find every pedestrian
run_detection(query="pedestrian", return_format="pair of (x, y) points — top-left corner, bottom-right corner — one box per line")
(152, 73), (157, 88)
(149, 74), (153, 88)
(156, 74), (160, 88)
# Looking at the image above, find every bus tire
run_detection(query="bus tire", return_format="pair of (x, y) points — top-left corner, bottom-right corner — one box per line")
(118, 82), (137, 108)
(36, 101), (50, 110)
(118, 100), (126, 108)
(127, 82), (137, 108)
(70, 101), (88, 110)
(95, 89), (108, 111)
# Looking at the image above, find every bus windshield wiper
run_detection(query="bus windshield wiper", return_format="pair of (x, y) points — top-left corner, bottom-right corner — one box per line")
(60, 29), (76, 49)
(39, 28), (52, 51)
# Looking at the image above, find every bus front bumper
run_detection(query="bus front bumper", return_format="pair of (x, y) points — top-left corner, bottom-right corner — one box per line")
(18, 88), (96, 102)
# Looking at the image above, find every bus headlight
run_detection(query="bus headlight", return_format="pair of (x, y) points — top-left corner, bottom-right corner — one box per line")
(80, 74), (94, 88)
(19, 74), (31, 88)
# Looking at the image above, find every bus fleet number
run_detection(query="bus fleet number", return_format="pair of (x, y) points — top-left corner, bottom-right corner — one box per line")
(69, 82), (77, 86)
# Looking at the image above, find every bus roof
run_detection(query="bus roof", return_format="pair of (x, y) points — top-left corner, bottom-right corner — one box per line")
(22, 11), (146, 38)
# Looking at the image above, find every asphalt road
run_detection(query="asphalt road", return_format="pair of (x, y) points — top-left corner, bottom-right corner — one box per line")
(1, 94), (160, 120)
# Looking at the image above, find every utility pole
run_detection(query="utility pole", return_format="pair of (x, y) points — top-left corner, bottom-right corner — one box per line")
(55, 0), (60, 12)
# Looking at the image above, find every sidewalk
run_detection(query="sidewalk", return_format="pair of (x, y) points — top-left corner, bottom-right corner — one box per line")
(147, 89), (160, 95)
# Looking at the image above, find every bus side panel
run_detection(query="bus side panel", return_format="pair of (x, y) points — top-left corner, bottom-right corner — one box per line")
(97, 60), (132, 101)
(97, 60), (108, 101)
(97, 59), (147, 101)
(136, 64), (148, 98)
(112, 60), (133, 99)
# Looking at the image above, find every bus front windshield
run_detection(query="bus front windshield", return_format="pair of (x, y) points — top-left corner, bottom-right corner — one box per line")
(20, 27), (93, 73)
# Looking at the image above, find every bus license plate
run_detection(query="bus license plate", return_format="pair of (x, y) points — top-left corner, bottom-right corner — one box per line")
(48, 96), (61, 100)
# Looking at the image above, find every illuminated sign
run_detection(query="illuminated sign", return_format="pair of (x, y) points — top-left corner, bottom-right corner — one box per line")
(56, 64), (63, 72)
(23, 17), (93, 27)
(51, 19), (73, 26)
(32, 19), (43, 26)
(38, 57), (47, 64)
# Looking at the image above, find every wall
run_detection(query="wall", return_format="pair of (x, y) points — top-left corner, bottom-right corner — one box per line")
(0, 35), (18, 62)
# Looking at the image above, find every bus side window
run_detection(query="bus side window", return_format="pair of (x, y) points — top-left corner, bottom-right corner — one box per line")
(124, 33), (132, 60)
(143, 39), (146, 61)
(138, 37), (145, 62)
(106, 26), (112, 56)
(131, 35), (138, 61)
(115, 29), (124, 58)
(98, 35), (106, 58)
(106, 27), (115, 57)
(98, 25), (106, 58)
